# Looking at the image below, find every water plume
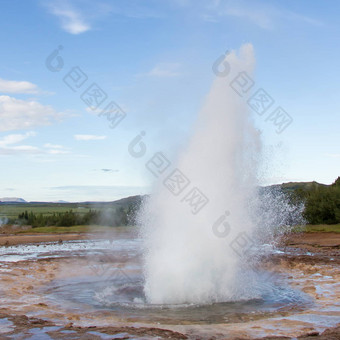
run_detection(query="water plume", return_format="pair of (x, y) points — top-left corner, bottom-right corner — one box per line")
(140, 44), (289, 304)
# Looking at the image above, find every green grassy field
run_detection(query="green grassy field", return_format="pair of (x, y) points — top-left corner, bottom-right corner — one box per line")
(2, 203), (340, 234)
(0, 202), (127, 221)
(16, 223), (340, 234)
(292, 224), (340, 233)
(17, 225), (126, 234)
(0, 197), (142, 222)
(0, 203), (94, 220)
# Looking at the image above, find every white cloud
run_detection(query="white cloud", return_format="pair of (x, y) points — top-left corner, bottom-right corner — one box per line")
(0, 78), (39, 94)
(0, 132), (71, 156)
(0, 95), (61, 132)
(0, 131), (36, 147)
(74, 134), (106, 141)
(0, 131), (40, 155)
(8, 145), (40, 152)
(46, 1), (91, 34)
(44, 143), (63, 149)
(142, 63), (181, 77)
(0, 146), (41, 155)
(48, 149), (70, 154)
(44, 143), (70, 154)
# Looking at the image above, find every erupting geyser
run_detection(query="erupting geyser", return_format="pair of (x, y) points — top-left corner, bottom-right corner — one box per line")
(140, 44), (265, 304)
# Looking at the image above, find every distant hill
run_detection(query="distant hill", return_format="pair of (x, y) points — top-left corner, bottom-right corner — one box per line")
(1, 178), (339, 225)
(109, 195), (146, 208)
(281, 181), (328, 191)
(265, 181), (328, 194)
(29, 200), (70, 204)
(0, 197), (27, 203)
(0, 196), (145, 206)
(71, 195), (147, 208)
(0, 182), (333, 206)
(0, 183), (330, 205)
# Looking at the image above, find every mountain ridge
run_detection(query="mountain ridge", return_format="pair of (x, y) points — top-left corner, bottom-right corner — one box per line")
(0, 180), (334, 204)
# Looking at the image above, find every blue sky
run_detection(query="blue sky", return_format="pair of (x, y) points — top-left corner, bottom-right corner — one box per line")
(0, 0), (339, 201)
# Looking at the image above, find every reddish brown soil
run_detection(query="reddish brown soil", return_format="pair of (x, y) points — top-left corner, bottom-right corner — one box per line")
(0, 233), (90, 246)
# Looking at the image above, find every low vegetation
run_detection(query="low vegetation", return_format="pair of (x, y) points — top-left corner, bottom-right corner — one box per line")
(17, 225), (129, 234)
(1, 178), (339, 230)
(292, 224), (340, 233)
(16, 207), (136, 228)
(0, 196), (143, 228)
(289, 176), (340, 225)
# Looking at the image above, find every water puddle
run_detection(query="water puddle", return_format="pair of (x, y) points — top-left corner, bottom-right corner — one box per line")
(45, 269), (312, 324)
(0, 238), (141, 263)
(0, 318), (14, 333)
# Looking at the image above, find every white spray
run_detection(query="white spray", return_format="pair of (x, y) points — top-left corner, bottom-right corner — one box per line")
(140, 44), (265, 304)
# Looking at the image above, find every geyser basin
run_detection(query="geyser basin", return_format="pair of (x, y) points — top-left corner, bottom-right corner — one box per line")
(1, 230), (339, 339)
(45, 252), (312, 325)
(46, 273), (311, 324)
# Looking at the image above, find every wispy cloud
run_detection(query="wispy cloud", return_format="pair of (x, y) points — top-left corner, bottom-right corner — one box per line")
(223, 6), (273, 29)
(99, 168), (119, 173)
(193, 0), (323, 29)
(0, 145), (40, 154)
(326, 153), (340, 159)
(74, 134), (106, 141)
(48, 149), (70, 154)
(140, 63), (181, 78)
(0, 131), (41, 155)
(44, 143), (63, 149)
(0, 131), (36, 147)
(283, 10), (323, 27)
(106, 1), (162, 19)
(46, 0), (91, 34)
(0, 133), (71, 156)
(43, 143), (70, 154)
(44, 0), (163, 35)
(0, 95), (62, 132)
(0, 78), (39, 94)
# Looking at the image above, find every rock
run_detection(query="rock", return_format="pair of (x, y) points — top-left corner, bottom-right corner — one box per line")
(306, 331), (319, 336)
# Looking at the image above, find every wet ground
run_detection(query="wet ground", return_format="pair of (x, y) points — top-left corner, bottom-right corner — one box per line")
(0, 229), (339, 339)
